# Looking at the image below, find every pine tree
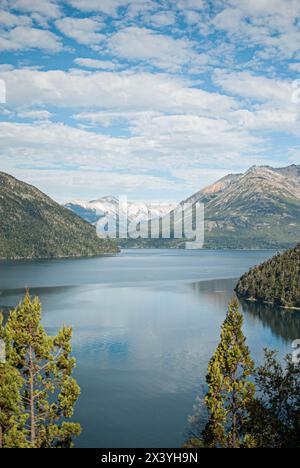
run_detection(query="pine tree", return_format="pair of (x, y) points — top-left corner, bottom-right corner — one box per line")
(0, 313), (28, 448)
(0, 362), (28, 448)
(1, 292), (81, 448)
(202, 299), (256, 448)
(247, 350), (300, 448)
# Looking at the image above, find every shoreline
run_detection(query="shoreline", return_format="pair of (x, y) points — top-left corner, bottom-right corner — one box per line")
(0, 251), (119, 263)
(242, 297), (300, 312)
(0, 247), (277, 262)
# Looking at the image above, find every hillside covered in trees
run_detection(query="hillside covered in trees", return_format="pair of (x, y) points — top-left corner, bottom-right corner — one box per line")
(235, 244), (300, 309)
(0, 172), (118, 260)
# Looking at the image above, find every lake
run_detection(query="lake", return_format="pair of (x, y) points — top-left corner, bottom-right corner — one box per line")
(0, 249), (299, 448)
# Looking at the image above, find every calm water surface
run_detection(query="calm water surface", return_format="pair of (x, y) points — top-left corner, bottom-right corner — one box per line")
(0, 249), (299, 448)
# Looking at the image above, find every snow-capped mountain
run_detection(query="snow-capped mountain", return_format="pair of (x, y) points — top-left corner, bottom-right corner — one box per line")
(65, 197), (177, 227)
(65, 164), (300, 249)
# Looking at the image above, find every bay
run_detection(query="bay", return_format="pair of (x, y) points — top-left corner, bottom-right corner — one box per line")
(0, 249), (298, 448)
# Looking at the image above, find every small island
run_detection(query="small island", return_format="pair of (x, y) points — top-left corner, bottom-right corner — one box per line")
(235, 243), (300, 309)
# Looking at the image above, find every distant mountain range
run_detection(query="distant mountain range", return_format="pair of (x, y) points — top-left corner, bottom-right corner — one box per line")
(0, 172), (118, 260)
(65, 197), (177, 246)
(1, 163), (299, 259)
(65, 164), (300, 250)
(65, 197), (177, 226)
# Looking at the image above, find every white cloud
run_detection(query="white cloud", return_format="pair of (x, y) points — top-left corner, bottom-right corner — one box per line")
(148, 10), (176, 27)
(55, 17), (105, 47)
(8, 0), (61, 18)
(289, 63), (300, 73)
(10, 167), (186, 202)
(228, 0), (300, 18)
(126, 113), (261, 156)
(0, 121), (124, 170)
(212, 0), (300, 60)
(231, 108), (300, 134)
(0, 112), (265, 202)
(213, 70), (300, 135)
(0, 67), (236, 115)
(74, 58), (121, 70)
(287, 148), (300, 165)
(125, 0), (158, 18)
(74, 110), (161, 127)
(0, 26), (63, 51)
(0, 10), (32, 27)
(182, 10), (201, 25)
(108, 26), (206, 71)
(67, 0), (131, 16)
(18, 109), (53, 121)
(1, 0), (299, 201)
(176, 0), (204, 9)
(68, 0), (205, 20)
(75, 109), (260, 156)
(214, 70), (293, 103)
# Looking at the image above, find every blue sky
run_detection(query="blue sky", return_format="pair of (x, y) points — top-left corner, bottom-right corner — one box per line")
(0, 0), (300, 202)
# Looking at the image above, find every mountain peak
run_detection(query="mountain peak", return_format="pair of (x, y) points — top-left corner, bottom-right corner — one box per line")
(245, 164), (273, 174)
(188, 163), (300, 249)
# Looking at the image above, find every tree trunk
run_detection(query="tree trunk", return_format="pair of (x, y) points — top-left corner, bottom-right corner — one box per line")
(232, 358), (238, 448)
(232, 412), (237, 448)
(29, 346), (35, 446)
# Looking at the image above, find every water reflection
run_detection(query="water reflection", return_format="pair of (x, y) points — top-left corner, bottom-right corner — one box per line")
(189, 279), (300, 344)
(0, 251), (297, 448)
(240, 299), (300, 343)
(189, 278), (237, 309)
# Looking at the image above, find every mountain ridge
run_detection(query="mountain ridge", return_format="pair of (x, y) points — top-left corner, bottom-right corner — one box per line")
(65, 164), (300, 250)
(0, 172), (118, 260)
(201, 164), (300, 248)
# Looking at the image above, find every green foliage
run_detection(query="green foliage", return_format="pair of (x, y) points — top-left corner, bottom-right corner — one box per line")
(0, 292), (81, 448)
(247, 350), (300, 448)
(235, 244), (300, 308)
(0, 313), (29, 448)
(0, 172), (118, 260)
(202, 300), (256, 448)
(187, 301), (300, 448)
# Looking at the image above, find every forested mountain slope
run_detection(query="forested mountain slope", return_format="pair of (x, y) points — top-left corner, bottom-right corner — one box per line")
(0, 172), (118, 260)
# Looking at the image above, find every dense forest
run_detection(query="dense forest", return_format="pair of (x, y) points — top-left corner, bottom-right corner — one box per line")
(235, 243), (300, 308)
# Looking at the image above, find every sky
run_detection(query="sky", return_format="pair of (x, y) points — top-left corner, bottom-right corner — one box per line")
(0, 0), (300, 202)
